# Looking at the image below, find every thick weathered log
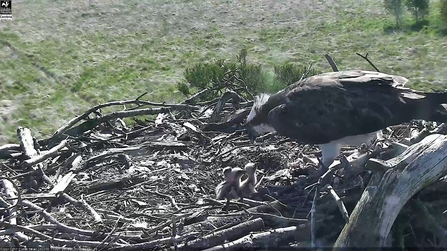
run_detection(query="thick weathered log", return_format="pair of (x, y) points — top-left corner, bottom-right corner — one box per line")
(334, 134), (447, 248)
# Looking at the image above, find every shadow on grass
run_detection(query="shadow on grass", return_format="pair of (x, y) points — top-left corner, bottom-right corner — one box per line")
(383, 19), (447, 36)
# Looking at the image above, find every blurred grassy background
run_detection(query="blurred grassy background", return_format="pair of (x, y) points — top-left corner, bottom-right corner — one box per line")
(0, 0), (446, 143)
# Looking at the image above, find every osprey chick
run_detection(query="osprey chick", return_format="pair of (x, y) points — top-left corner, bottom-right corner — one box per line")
(245, 70), (447, 172)
(240, 163), (258, 197)
(215, 167), (245, 200)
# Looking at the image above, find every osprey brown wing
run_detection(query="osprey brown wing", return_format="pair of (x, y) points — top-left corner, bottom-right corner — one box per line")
(267, 72), (416, 145)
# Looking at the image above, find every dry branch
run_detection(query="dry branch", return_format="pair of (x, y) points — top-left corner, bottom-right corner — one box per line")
(356, 52), (380, 72)
(209, 91), (242, 123)
(0, 143), (21, 159)
(323, 185), (349, 224)
(1, 222), (122, 248)
(180, 218), (264, 249)
(203, 224), (309, 251)
(49, 172), (76, 194)
(24, 139), (67, 166)
(52, 99), (198, 139)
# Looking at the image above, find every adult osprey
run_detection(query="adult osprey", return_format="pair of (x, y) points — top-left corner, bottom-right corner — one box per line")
(245, 70), (447, 172)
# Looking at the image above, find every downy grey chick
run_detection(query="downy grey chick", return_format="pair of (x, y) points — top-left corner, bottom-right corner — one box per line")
(239, 163), (258, 198)
(215, 167), (245, 200)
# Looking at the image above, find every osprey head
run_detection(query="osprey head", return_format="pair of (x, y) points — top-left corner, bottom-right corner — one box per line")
(244, 93), (276, 143)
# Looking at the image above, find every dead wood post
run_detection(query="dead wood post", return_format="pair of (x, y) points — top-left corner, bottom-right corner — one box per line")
(334, 134), (447, 248)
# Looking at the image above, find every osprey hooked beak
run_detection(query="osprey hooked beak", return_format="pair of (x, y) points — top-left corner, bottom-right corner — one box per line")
(244, 122), (259, 144)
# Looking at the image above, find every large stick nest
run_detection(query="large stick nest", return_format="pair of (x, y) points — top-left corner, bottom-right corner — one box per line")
(2, 63), (447, 250)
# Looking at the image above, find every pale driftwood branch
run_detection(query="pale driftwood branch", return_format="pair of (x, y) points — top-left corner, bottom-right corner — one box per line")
(61, 193), (102, 223)
(24, 139), (67, 166)
(0, 143), (21, 152)
(180, 218), (264, 249)
(95, 209), (137, 223)
(248, 211), (307, 227)
(324, 54), (339, 72)
(310, 185), (318, 248)
(202, 108), (250, 132)
(401, 123), (447, 146)
(17, 127), (40, 170)
(79, 195), (103, 223)
(6, 193), (57, 200)
(0, 178), (29, 242)
(182, 87), (214, 105)
(49, 171), (75, 194)
(2, 222), (122, 248)
(85, 142), (187, 165)
(147, 190), (180, 211)
(183, 122), (212, 143)
(0, 143), (21, 159)
(114, 231), (199, 251)
(365, 158), (393, 172)
(52, 99), (199, 139)
(202, 224), (309, 251)
(212, 211), (307, 228)
(323, 185), (349, 223)
(334, 134), (447, 248)
(143, 214), (193, 236)
(56, 107), (172, 139)
(0, 177), (20, 211)
(209, 91), (242, 123)
(22, 200), (98, 237)
(22, 199), (137, 241)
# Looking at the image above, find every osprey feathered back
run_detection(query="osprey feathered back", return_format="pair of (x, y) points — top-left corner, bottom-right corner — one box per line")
(245, 70), (447, 170)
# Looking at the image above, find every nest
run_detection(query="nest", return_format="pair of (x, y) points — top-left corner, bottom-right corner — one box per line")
(2, 70), (447, 250)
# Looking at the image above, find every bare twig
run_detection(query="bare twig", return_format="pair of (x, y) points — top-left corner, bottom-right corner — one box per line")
(180, 218), (264, 249)
(323, 185), (349, 223)
(202, 224), (308, 251)
(1, 222), (122, 248)
(356, 52), (380, 72)
(113, 231), (199, 251)
(51, 99), (198, 141)
(310, 185), (319, 248)
(298, 61), (315, 84)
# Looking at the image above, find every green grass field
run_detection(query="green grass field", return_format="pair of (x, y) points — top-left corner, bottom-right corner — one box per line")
(0, 0), (446, 144)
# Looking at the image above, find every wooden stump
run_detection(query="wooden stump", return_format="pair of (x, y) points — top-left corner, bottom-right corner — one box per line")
(334, 134), (447, 248)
